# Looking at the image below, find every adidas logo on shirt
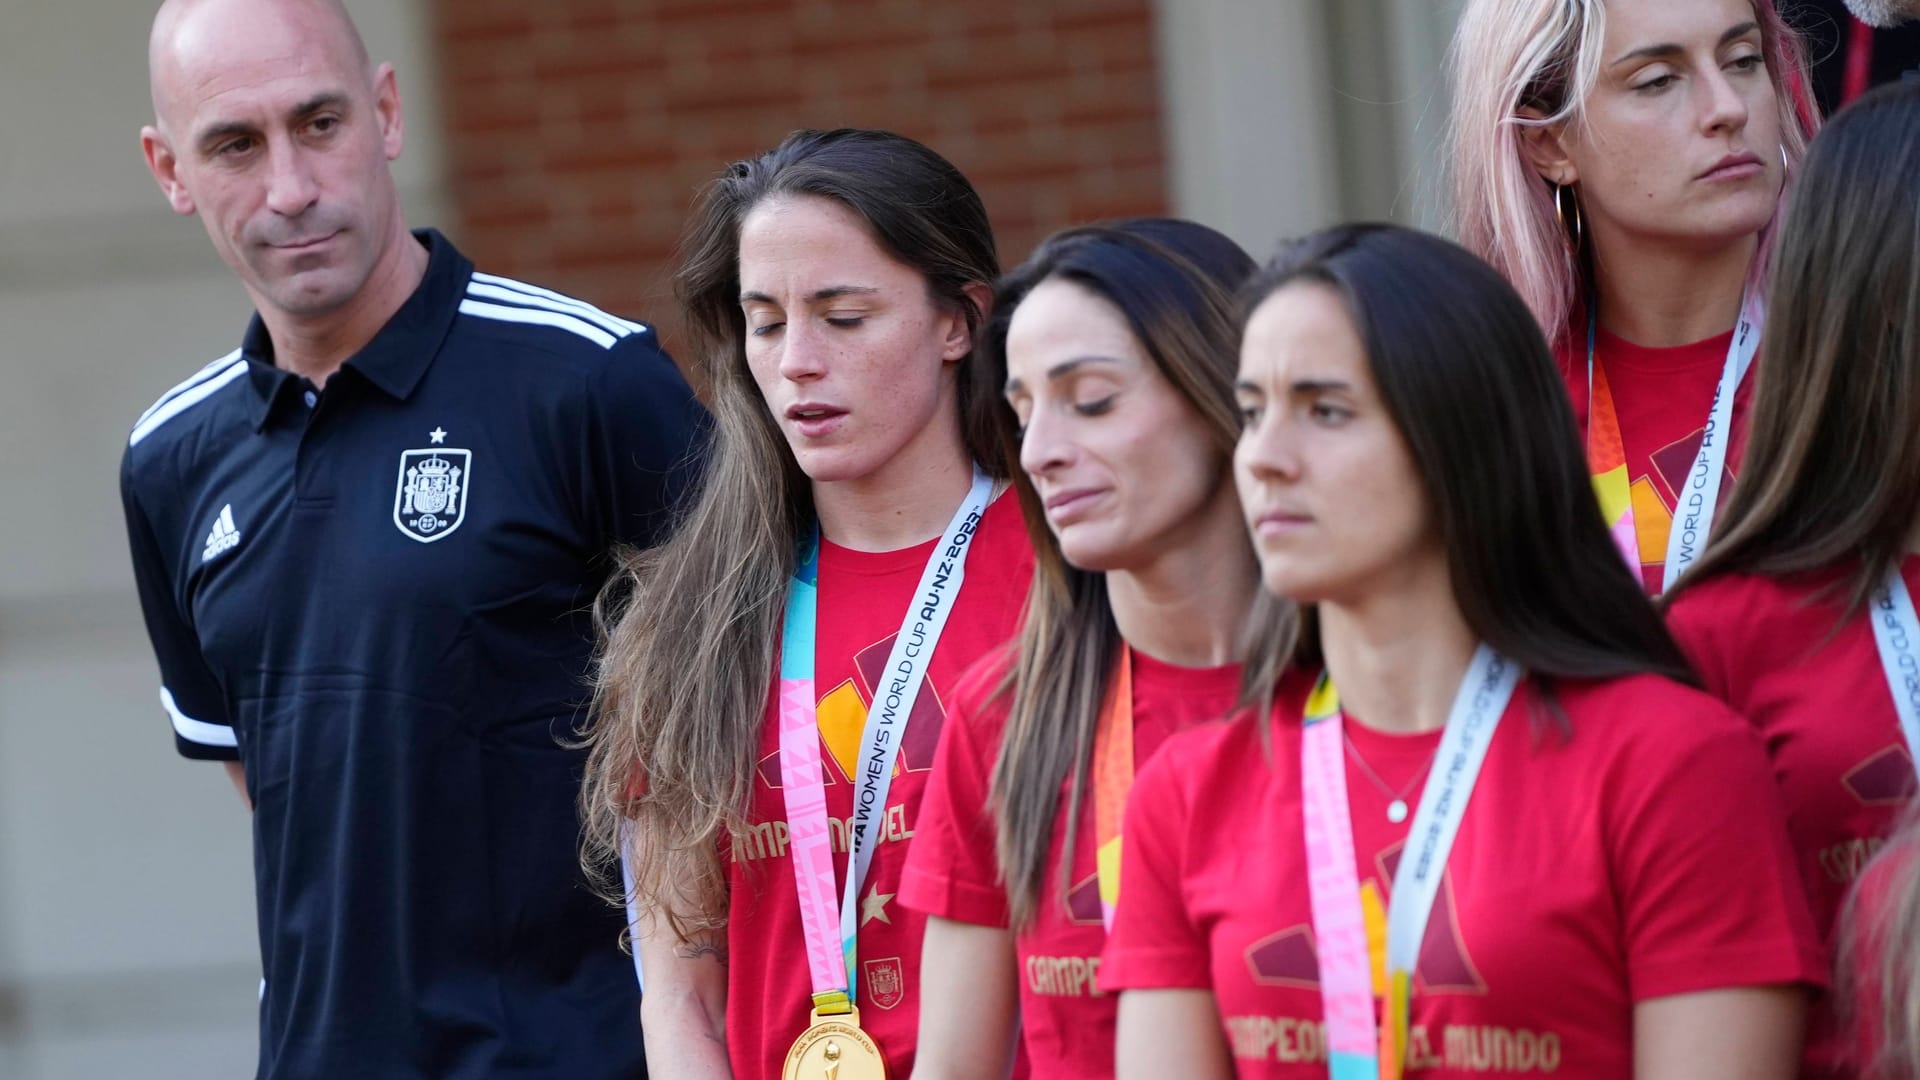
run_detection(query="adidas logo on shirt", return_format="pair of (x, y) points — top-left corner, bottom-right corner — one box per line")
(202, 504), (241, 563)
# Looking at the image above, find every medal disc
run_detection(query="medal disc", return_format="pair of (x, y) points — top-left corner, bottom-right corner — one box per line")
(782, 1006), (889, 1080)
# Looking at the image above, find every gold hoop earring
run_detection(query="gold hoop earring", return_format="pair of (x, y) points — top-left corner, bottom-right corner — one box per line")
(1553, 182), (1583, 252)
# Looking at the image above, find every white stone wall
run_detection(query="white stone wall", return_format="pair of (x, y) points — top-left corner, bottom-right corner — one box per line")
(1153, 0), (1464, 255)
(0, 3), (445, 1076)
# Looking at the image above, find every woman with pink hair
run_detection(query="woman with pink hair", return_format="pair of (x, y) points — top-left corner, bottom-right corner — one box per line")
(1447, 0), (1817, 595)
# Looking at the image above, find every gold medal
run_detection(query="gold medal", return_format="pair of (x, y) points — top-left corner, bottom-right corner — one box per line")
(782, 1005), (888, 1080)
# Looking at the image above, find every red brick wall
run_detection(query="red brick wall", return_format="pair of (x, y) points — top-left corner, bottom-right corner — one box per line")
(430, 0), (1169, 351)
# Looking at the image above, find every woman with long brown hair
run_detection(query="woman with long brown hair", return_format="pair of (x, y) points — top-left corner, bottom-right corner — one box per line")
(898, 220), (1298, 1079)
(1663, 78), (1920, 1079)
(579, 129), (1033, 1078)
(1448, 0), (1817, 593)
(1104, 225), (1820, 1078)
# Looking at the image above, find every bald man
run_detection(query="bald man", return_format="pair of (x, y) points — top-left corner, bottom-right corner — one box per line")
(122, 2), (701, 1076)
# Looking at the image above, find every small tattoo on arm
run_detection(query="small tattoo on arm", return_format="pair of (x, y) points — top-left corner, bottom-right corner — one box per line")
(676, 933), (727, 964)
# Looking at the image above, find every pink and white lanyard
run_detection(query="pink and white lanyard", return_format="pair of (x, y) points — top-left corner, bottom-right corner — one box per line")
(1300, 646), (1522, 1079)
(775, 467), (993, 1015)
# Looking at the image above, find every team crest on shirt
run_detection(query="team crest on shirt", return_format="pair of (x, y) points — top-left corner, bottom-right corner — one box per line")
(863, 957), (905, 1011)
(393, 442), (472, 543)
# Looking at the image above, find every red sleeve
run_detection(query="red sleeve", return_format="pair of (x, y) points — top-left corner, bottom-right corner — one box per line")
(1099, 734), (1209, 992)
(1608, 693), (1826, 1000)
(898, 654), (1013, 928)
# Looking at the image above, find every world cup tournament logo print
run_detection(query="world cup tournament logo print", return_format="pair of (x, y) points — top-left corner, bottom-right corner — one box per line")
(1245, 845), (1486, 996)
(394, 447), (472, 543)
(1065, 872), (1104, 926)
(757, 633), (946, 789)
(1844, 746), (1918, 807)
(1637, 427), (1736, 568)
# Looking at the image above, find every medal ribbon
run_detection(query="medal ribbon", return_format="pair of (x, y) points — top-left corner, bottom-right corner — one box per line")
(776, 466), (995, 1014)
(1300, 646), (1523, 1080)
(1300, 676), (1376, 1080)
(1869, 568), (1920, 776)
(1585, 289), (1762, 591)
(1584, 312), (1639, 573)
(1090, 647), (1135, 931)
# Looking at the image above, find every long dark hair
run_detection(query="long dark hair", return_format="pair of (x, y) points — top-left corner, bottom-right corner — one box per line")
(1732, 78), (1920, 1080)
(1243, 224), (1695, 688)
(977, 219), (1292, 927)
(581, 129), (1004, 937)
(1666, 78), (1920, 619)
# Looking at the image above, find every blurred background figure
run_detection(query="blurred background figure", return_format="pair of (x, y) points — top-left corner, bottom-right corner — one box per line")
(1806, 0), (1920, 112)
(1845, 0), (1920, 22)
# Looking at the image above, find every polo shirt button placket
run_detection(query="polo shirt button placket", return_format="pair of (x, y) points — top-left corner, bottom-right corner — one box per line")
(292, 382), (334, 511)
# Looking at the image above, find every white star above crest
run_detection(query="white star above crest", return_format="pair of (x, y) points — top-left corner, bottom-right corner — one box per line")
(860, 884), (894, 927)
(428, 427), (447, 444)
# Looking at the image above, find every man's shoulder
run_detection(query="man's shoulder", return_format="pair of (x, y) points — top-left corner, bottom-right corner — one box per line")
(123, 347), (252, 475)
(450, 268), (666, 369)
(444, 268), (692, 428)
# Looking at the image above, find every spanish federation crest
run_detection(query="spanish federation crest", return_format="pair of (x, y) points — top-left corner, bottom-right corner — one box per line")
(862, 957), (905, 1011)
(393, 446), (472, 543)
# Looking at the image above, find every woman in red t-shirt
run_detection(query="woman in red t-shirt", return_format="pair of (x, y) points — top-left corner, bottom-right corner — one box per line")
(1662, 79), (1920, 1079)
(576, 129), (1035, 1079)
(1447, 0), (1818, 593)
(899, 219), (1299, 1079)
(1104, 224), (1822, 1079)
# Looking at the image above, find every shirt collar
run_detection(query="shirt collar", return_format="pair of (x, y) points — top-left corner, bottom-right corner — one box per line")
(243, 229), (472, 431)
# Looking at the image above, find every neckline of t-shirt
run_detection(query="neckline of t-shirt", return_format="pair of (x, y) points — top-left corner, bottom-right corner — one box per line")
(814, 489), (1008, 579)
(1595, 326), (1736, 377)
(1128, 647), (1242, 697)
(1342, 717), (1446, 766)
(818, 530), (944, 578)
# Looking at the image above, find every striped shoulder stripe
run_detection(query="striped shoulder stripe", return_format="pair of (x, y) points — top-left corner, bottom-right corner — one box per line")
(467, 271), (649, 337)
(464, 282), (637, 341)
(134, 349), (243, 428)
(129, 358), (248, 446)
(457, 297), (622, 349)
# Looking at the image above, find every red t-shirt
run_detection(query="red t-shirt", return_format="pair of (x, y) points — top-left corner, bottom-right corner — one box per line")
(1667, 554), (1920, 1078)
(721, 493), (1033, 1079)
(1557, 328), (1755, 593)
(899, 647), (1254, 1078)
(1102, 673), (1823, 1078)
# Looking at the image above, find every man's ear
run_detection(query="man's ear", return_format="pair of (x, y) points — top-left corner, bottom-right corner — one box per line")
(373, 62), (405, 161)
(941, 280), (996, 364)
(1516, 106), (1579, 187)
(141, 125), (196, 216)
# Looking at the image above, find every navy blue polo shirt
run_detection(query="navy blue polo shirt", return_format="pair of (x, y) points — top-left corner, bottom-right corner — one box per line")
(119, 230), (703, 1079)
